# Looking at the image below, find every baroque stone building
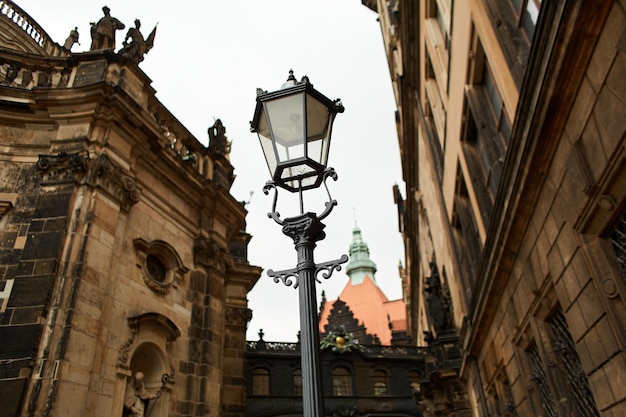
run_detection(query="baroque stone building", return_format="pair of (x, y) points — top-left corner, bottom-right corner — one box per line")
(0, 2), (261, 416)
(366, 0), (626, 416)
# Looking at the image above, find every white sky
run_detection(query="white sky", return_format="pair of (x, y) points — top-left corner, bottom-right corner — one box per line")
(15, 0), (405, 342)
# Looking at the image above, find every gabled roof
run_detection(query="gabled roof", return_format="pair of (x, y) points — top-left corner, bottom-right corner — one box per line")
(319, 274), (406, 345)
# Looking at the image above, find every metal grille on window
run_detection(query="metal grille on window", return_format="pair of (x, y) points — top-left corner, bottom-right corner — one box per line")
(549, 308), (601, 416)
(528, 343), (557, 417)
(609, 208), (626, 279)
(504, 380), (518, 417)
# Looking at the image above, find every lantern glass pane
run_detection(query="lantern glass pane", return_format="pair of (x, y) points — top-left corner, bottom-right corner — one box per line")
(266, 93), (305, 149)
(255, 106), (278, 177)
(284, 168), (318, 191)
(281, 164), (316, 182)
(305, 94), (332, 165)
(306, 94), (331, 141)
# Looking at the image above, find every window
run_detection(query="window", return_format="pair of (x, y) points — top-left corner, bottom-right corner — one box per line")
(134, 238), (188, 294)
(451, 167), (483, 299)
(527, 343), (557, 417)
(487, 373), (518, 417)
(463, 34), (510, 220)
(332, 367), (352, 396)
(609, 208), (626, 280)
(408, 370), (421, 392)
(483, 0), (542, 87)
(548, 308), (601, 416)
(424, 0), (450, 90)
(252, 368), (270, 396)
(483, 65), (512, 145)
(293, 369), (302, 396)
(372, 369), (389, 396)
(510, 0), (542, 40)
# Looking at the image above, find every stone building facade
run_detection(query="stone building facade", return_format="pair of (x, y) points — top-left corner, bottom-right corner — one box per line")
(366, 0), (626, 416)
(0, 2), (261, 416)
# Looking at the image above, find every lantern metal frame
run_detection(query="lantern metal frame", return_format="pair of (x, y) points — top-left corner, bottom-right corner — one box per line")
(251, 70), (344, 193)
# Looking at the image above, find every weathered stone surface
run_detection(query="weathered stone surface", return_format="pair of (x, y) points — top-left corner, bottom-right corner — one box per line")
(0, 17), (261, 417)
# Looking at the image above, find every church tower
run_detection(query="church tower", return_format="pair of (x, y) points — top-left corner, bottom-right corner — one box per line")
(345, 226), (377, 285)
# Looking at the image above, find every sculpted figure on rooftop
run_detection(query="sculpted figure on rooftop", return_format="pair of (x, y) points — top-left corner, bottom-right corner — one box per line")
(90, 6), (125, 50)
(63, 27), (80, 50)
(119, 19), (157, 64)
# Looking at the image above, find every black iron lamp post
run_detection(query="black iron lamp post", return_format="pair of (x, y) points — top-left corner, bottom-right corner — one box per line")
(251, 71), (348, 417)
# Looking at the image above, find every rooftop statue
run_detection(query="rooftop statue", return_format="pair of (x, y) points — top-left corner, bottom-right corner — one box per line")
(63, 27), (80, 50)
(119, 19), (157, 64)
(90, 6), (125, 50)
(208, 119), (232, 155)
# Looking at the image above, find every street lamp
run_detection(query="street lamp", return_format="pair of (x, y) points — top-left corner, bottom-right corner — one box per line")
(251, 71), (348, 417)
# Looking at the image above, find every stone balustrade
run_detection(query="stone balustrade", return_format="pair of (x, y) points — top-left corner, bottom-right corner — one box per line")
(0, 0), (55, 51)
(247, 340), (429, 357)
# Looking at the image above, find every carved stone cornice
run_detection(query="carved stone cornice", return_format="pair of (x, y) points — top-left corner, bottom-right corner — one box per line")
(37, 151), (89, 184)
(225, 306), (252, 328)
(86, 153), (141, 211)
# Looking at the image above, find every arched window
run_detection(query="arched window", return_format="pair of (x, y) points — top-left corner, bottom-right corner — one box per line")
(332, 367), (352, 396)
(372, 369), (388, 395)
(252, 368), (270, 395)
(293, 369), (302, 396)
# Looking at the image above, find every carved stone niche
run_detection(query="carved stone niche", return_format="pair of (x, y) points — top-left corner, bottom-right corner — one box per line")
(117, 313), (181, 417)
(134, 239), (188, 294)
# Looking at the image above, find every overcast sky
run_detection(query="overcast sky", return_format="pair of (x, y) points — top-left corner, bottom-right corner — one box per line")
(15, 0), (405, 342)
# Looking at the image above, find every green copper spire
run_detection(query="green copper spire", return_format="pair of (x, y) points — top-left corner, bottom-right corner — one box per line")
(345, 225), (377, 285)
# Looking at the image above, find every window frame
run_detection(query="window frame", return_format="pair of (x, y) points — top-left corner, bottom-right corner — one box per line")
(332, 366), (353, 397)
(252, 367), (270, 396)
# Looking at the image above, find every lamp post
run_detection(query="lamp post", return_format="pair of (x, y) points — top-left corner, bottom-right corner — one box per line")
(251, 71), (348, 417)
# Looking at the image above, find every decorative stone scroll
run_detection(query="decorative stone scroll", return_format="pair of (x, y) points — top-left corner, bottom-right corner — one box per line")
(225, 306), (252, 328)
(37, 151), (89, 184)
(86, 153), (142, 212)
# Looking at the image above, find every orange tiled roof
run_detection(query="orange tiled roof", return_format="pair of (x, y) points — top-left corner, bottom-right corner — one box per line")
(318, 274), (406, 345)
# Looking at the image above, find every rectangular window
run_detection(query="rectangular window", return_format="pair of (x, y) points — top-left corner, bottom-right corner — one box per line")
(252, 368), (270, 396)
(549, 308), (601, 416)
(483, 0), (542, 87)
(609, 207), (626, 280)
(527, 342), (557, 417)
(372, 370), (389, 396)
(332, 367), (353, 396)
(293, 369), (302, 396)
(462, 33), (510, 224)
(451, 167), (483, 299)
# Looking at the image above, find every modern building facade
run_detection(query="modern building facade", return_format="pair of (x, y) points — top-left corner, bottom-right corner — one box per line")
(0, 2), (261, 416)
(366, 0), (626, 415)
